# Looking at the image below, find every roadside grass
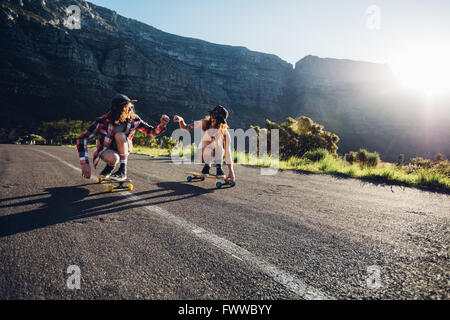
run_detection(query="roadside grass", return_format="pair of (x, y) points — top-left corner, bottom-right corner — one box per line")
(233, 151), (449, 191)
(132, 145), (171, 157)
(62, 144), (449, 191)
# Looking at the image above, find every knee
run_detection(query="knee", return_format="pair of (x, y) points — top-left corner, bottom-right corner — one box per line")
(106, 153), (120, 166)
(112, 154), (120, 166)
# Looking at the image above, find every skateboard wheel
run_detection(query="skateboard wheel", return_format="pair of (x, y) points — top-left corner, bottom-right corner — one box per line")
(128, 184), (133, 191)
(231, 181), (236, 187)
(107, 185), (114, 192)
(216, 181), (222, 189)
(201, 177), (205, 181)
(98, 177), (103, 183)
(187, 176), (192, 182)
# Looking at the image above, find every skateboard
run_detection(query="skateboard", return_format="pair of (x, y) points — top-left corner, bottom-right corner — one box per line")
(97, 177), (133, 192)
(186, 172), (236, 189)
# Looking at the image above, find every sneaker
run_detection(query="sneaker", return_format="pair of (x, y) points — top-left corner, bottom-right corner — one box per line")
(110, 167), (127, 182)
(99, 164), (115, 179)
(201, 164), (210, 175)
(216, 165), (225, 177)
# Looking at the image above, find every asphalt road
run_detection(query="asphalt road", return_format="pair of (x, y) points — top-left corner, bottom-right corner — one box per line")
(0, 144), (448, 300)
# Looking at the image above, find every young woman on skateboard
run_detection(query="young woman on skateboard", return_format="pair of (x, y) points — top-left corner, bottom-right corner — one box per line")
(173, 105), (235, 182)
(77, 94), (170, 181)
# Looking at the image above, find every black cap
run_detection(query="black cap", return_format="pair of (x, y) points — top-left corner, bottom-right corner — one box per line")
(209, 105), (229, 121)
(111, 94), (138, 108)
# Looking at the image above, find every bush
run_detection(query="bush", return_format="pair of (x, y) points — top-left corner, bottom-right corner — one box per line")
(253, 116), (339, 160)
(367, 152), (380, 167)
(133, 130), (176, 150)
(345, 152), (357, 164)
(16, 134), (46, 145)
(407, 156), (450, 177)
(304, 149), (328, 162)
(39, 119), (91, 144)
(133, 133), (158, 148)
(434, 153), (445, 162)
(434, 160), (450, 177)
(346, 149), (380, 167)
(409, 157), (433, 170)
(159, 136), (177, 149)
(356, 149), (369, 164)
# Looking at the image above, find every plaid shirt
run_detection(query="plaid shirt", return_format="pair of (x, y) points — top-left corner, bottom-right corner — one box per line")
(77, 113), (165, 168)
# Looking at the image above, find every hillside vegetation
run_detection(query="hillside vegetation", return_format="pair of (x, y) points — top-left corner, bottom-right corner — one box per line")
(17, 118), (449, 192)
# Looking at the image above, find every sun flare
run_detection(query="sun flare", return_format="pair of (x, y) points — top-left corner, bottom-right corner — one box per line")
(389, 40), (450, 96)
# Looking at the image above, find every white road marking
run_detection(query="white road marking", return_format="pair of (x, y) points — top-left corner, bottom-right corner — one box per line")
(33, 148), (334, 300)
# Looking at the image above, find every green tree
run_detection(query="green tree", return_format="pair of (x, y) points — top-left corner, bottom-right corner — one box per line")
(256, 116), (339, 160)
(39, 119), (91, 144)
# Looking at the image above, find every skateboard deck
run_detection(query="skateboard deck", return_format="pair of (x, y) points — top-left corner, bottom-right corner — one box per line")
(185, 172), (236, 188)
(97, 177), (133, 192)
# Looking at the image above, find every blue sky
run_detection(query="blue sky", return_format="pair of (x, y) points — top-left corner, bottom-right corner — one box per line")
(88, 0), (450, 66)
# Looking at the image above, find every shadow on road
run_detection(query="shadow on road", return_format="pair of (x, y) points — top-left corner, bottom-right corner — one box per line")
(0, 181), (213, 238)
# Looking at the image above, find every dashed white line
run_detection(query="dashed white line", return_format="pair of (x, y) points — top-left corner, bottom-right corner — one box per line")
(33, 148), (334, 300)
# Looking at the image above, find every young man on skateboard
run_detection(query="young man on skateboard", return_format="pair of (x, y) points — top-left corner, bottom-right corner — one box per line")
(77, 94), (170, 181)
(173, 105), (235, 182)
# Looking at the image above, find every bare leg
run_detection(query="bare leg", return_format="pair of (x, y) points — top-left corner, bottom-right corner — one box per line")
(202, 145), (215, 166)
(212, 138), (224, 166)
(111, 132), (129, 180)
(99, 151), (119, 177)
(103, 151), (120, 166)
(115, 132), (129, 155)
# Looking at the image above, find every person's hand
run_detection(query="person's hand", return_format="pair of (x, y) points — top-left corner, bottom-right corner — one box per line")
(226, 167), (235, 182)
(81, 163), (91, 179)
(160, 114), (170, 127)
(173, 115), (184, 123)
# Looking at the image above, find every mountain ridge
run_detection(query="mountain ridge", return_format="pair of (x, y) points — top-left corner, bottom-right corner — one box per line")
(1, 0), (448, 161)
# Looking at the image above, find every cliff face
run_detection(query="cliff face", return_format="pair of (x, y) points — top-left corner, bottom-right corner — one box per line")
(0, 0), (292, 129)
(289, 55), (450, 160)
(1, 0), (448, 161)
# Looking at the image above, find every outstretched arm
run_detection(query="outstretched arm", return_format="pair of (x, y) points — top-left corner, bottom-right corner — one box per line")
(136, 115), (169, 136)
(173, 115), (203, 131)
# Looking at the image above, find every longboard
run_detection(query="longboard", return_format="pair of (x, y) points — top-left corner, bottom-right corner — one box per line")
(186, 172), (236, 189)
(97, 177), (133, 192)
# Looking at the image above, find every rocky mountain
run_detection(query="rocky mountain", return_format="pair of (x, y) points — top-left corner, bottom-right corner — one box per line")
(0, 0), (292, 128)
(1, 0), (449, 161)
(291, 55), (450, 161)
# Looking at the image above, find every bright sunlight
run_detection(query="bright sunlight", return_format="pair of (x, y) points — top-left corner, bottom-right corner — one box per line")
(389, 39), (450, 96)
